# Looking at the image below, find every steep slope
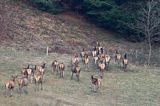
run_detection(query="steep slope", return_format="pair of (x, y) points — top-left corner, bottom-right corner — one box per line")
(0, 0), (136, 53)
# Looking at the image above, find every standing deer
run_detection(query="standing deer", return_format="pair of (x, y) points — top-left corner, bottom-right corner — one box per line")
(18, 75), (28, 94)
(115, 50), (122, 68)
(59, 62), (65, 78)
(122, 53), (128, 71)
(5, 75), (18, 97)
(98, 60), (106, 79)
(34, 67), (43, 91)
(52, 60), (59, 75)
(71, 63), (81, 81)
(105, 54), (111, 70)
(91, 75), (102, 92)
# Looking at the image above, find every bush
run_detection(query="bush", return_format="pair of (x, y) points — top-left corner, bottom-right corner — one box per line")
(29, 0), (64, 14)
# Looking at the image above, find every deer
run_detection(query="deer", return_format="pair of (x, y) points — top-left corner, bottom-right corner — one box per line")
(71, 54), (79, 65)
(84, 54), (89, 70)
(51, 60), (59, 75)
(5, 75), (18, 97)
(92, 46), (99, 64)
(91, 74), (102, 92)
(18, 75), (28, 94)
(26, 64), (34, 84)
(115, 50), (122, 68)
(71, 63), (81, 82)
(105, 54), (111, 70)
(34, 66), (43, 91)
(59, 62), (65, 78)
(36, 63), (46, 81)
(122, 53), (128, 71)
(81, 48), (85, 62)
(98, 59), (106, 79)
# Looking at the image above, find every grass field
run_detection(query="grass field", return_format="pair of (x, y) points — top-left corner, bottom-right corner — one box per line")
(0, 47), (160, 106)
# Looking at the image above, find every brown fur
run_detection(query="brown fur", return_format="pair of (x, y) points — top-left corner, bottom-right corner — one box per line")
(59, 63), (65, 78)
(5, 75), (17, 97)
(98, 61), (105, 78)
(34, 66), (43, 91)
(52, 60), (59, 74)
(71, 63), (81, 81)
(91, 75), (102, 92)
(18, 76), (28, 94)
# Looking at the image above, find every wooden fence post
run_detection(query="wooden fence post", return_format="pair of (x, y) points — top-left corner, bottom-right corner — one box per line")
(46, 46), (49, 56)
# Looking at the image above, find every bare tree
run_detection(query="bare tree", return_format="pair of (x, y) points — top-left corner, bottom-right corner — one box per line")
(132, 0), (160, 65)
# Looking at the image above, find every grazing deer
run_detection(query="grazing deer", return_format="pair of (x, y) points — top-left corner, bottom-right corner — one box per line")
(71, 63), (81, 81)
(51, 60), (59, 74)
(91, 75), (102, 92)
(18, 75), (28, 94)
(122, 53), (128, 70)
(5, 75), (18, 97)
(59, 63), (65, 78)
(34, 67), (43, 91)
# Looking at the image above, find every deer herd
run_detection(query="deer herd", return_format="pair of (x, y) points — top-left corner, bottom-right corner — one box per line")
(4, 42), (129, 97)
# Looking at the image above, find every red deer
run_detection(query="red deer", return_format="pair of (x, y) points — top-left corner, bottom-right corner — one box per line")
(51, 60), (59, 74)
(81, 48), (85, 62)
(84, 54), (89, 70)
(71, 55), (79, 65)
(26, 64), (34, 84)
(21, 65), (29, 77)
(18, 75), (28, 94)
(5, 75), (18, 97)
(92, 46), (98, 64)
(122, 53), (128, 71)
(34, 67), (43, 91)
(115, 50), (122, 68)
(105, 54), (111, 70)
(59, 63), (65, 78)
(91, 75), (102, 92)
(36, 63), (46, 81)
(98, 60), (106, 79)
(71, 63), (81, 81)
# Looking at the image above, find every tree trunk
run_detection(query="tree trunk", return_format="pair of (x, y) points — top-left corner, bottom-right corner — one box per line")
(148, 36), (152, 66)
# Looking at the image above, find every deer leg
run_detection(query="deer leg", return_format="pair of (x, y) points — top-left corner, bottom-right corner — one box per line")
(87, 63), (89, 70)
(10, 89), (13, 97)
(5, 86), (7, 97)
(52, 68), (54, 74)
(41, 81), (43, 90)
(93, 85), (96, 92)
(77, 74), (80, 82)
(62, 71), (64, 78)
(34, 81), (37, 92)
(71, 73), (73, 80)
(19, 85), (21, 94)
(56, 69), (58, 75)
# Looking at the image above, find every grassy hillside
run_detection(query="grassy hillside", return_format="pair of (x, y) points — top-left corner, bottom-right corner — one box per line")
(0, 47), (160, 106)
(0, 0), (137, 51)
